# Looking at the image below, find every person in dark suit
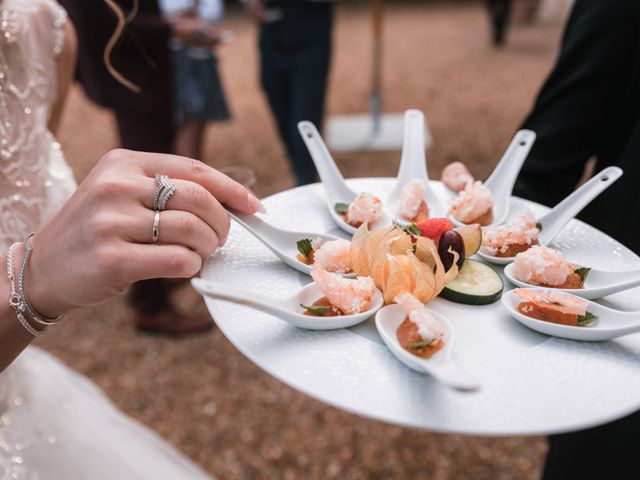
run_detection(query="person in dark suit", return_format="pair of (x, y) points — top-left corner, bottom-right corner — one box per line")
(246, 0), (334, 186)
(61, 0), (215, 334)
(513, 1), (640, 478)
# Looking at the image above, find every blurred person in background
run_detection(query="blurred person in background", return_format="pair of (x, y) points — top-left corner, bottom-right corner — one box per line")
(159, 0), (232, 160)
(514, 0), (640, 478)
(62, 0), (219, 334)
(246, 0), (334, 186)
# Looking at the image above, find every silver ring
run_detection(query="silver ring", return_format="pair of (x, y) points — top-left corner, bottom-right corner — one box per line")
(153, 174), (177, 211)
(152, 210), (160, 244)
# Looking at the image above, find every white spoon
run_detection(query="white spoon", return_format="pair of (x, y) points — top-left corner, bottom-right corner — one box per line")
(449, 129), (537, 229)
(298, 121), (393, 235)
(386, 110), (446, 225)
(227, 209), (356, 278)
(478, 167), (623, 265)
(504, 262), (640, 300)
(375, 304), (480, 391)
(192, 278), (384, 330)
(502, 289), (640, 341)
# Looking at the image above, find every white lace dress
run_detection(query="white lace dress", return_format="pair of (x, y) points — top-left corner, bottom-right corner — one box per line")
(0, 1), (211, 478)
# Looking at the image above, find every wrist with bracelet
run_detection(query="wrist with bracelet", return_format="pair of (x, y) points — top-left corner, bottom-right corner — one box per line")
(6, 233), (62, 337)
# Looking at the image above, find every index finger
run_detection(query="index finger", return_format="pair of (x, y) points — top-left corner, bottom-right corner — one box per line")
(119, 150), (265, 214)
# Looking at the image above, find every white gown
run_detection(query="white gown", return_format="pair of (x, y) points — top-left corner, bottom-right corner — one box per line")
(0, 1), (211, 478)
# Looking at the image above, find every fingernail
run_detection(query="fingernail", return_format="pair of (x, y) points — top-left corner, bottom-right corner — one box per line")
(247, 192), (267, 214)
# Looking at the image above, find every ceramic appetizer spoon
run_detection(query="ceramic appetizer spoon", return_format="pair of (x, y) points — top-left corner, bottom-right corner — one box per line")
(375, 304), (480, 391)
(478, 167), (623, 265)
(227, 209), (356, 278)
(298, 121), (393, 235)
(449, 129), (537, 229)
(502, 289), (640, 341)
(503, 262), (640, 300)
(386, 109), (446, 225)
(192, 278), (384, 330)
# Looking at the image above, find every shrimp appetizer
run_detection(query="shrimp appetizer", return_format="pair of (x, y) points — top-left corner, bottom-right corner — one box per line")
(514, 289), (597, 327)
(512, 246), (590, 289)
(397, 179), (430, 222)
(296, 238), (352, 274)
(395, 292), (445, 358)
(481, 212), (541, 257)
(449, 181), (494, 226)
(302, 265), (376, 316)
(335, 192), (382, 228)
(441, 161), (474, 193)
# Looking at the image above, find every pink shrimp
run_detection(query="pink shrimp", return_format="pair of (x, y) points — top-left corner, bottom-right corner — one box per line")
(512, 245), (575, 286)
(313, 239), (352, 274)
(347, 192), (382, 226)
(449, 181), (493, 223)
(395, 292), (445, 344)
(397, 179), (427, 220)
(514, 289), (588, 316)
(311, 265), (376, 315)
(442, 162), (474, 192)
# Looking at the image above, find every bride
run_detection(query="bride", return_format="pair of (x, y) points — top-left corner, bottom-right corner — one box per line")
(0, 0), (262, 477)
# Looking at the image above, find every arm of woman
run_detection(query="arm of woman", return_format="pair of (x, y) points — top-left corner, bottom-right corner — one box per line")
(48, 19), (78, 136)
(0, 150), (264, 371)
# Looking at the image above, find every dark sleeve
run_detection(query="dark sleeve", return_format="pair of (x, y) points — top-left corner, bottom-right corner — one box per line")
(514, 0), (640, 206)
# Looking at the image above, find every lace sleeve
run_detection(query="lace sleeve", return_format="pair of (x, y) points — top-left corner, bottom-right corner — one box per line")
(50, 0), (67, 57)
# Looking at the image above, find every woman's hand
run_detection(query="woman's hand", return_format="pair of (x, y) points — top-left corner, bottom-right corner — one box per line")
(24, 150), (263, 318)
(171, 16), (222, 48)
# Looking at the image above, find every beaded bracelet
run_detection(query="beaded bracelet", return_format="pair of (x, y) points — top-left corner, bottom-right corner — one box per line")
(6, 234), (62, 337)
(6, 242), (44, 337)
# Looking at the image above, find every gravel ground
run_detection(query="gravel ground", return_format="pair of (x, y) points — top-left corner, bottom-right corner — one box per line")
(37, 2), (568, 478)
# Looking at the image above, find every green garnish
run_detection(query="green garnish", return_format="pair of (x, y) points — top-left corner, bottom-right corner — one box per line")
(402, 223), (422, 236)
(296, 239), (313, 260)
(536, 222), (543, 231)
(334, 202), (349, 214)
(406, 340), (434, 349)
(577, 311), (598, 327)
(300, 303), (330, 315)
(574, 267), (591, 284)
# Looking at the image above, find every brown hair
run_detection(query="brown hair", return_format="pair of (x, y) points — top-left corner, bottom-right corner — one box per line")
(102, 0), (141, 93)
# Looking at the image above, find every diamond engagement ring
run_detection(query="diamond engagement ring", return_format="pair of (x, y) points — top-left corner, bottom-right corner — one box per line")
(153, 174), (177, 211)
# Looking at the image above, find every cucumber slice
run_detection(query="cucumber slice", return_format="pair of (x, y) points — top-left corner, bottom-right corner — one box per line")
(440, 259), (503, 305)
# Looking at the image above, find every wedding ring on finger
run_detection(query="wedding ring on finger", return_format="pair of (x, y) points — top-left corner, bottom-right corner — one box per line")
(153, 174), (177, 211)
(152, 210), (160, 244)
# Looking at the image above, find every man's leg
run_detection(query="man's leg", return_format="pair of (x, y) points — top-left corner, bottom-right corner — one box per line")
(287, 4), (333, 186)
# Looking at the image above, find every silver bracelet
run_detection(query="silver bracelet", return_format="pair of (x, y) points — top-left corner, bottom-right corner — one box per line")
(6, 242), (44, 337)
(18, 233), (62, 327)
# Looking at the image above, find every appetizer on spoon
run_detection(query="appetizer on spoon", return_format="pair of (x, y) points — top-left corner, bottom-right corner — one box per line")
(386, 110), (446, 224)
(298, 121), (392, 234)
(192, 265), (383, 330)
(448, 130), (536, 228)
(478, 167), (623, 265)
(504, 246), (640, 299)
(227, 209), (355, 277)
(502, 288), (640, 341)
(375, 294), (480, 391)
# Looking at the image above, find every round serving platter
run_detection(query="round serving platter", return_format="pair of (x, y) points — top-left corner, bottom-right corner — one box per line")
(201, 178), (640, 436)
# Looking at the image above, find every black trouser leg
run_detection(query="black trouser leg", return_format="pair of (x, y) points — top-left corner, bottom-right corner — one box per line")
(486, 0), (512, 46)
(287, 38), (331, 186)
(113, 108), (175, 315)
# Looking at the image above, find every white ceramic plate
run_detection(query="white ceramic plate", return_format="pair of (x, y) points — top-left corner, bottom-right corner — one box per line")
(201, 178), (640, 436)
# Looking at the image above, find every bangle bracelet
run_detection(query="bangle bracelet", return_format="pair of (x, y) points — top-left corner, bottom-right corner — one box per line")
(6, 242), (44, 337)
(18, 233), (62, 327)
